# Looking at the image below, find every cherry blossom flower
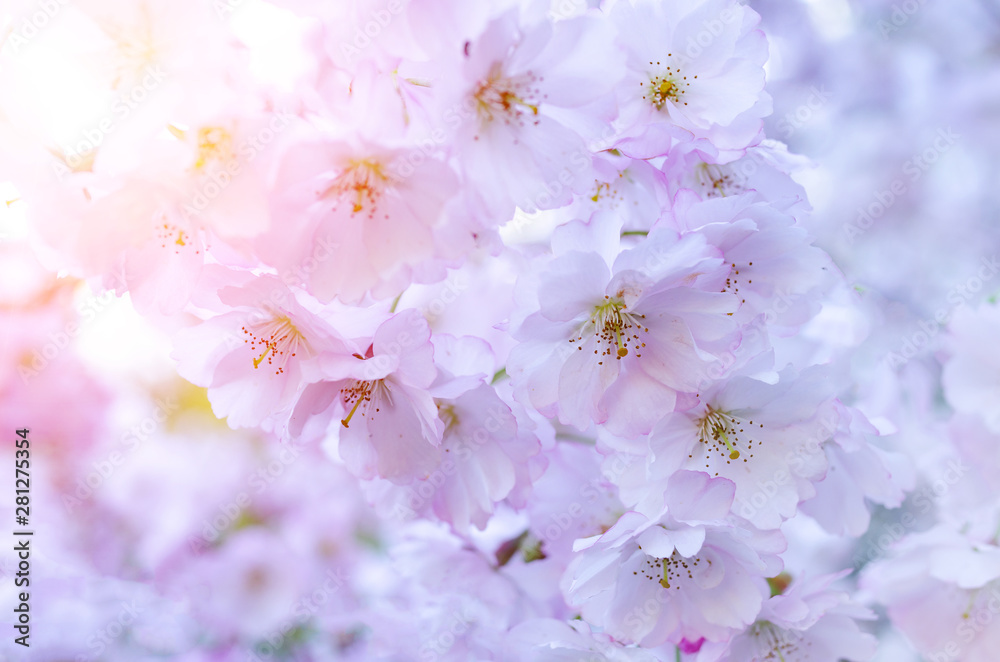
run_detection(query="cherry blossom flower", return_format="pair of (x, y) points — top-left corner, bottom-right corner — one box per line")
(258, 136), (460, 304)
(562, 471), (784, 647)
(799, 403), (913, 537)
(290, 309), (445, 483)
(172, 272), (355, 429)
(862, 523), (1000, 662)
(661, 190), (837, 331)
(428, 8), (625, 219)
(607, 0), (771, 160)
(619, 367), (838, 530)
(661, 140), (812, 218)
(509, 215), (739, 436)
(695, 571), (877, 662)
(361, 335), (542, 532)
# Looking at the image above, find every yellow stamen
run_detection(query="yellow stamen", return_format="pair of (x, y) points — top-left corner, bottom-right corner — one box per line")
(252, 347), (270, 369)
(615, 327), (628, 357)
(718, 427), (740, 460)
(659, 558), (670, 589)
(341, 395), (365, 428)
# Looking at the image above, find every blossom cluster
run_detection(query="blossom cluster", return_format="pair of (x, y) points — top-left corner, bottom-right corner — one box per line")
(0, 0), (995, 660)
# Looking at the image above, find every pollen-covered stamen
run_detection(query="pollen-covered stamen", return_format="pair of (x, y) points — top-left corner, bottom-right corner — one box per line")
(568, 296), (648, 365)
(340, 379), (389, 428)
(697, 406), (762, 471)
(591, 181), (611, 203)
(750, 621), (805, 661)
(962, 589), (981, 620)
(590, 175), (628, 208)
(718, 426), (740, 460)
(156, 221), (200, 255)
(321, 159), (391, 218)
(640, 56), (695, 109)
(695, 163), (744, 198)
(634, 546), (708, 591)
(241, 316), (307, 376)
(472, 63), (545, 129)
(721, 261), (753, 307)
(194, 126), (235, 170)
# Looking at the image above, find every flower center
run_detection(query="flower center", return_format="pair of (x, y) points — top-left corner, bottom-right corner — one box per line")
(340, 379), (389, 428)
(472, 64), (543, 127)
(591, 181), (613, 203)
(697, 406), (762, 468)
(570, 297), (648, 365)
(156, 215), (201, 255)
(241, 316), (307, 375)
(634, 548), (707, 590)
(750, 621), (803, 661)
(437, 403), (459, 434)
(166, 124), (235, 171)
(194, 126), (235, 170)
(322, 159), (391, 217)
(640, 57), (694, 110)
(695, 163), (744, 198)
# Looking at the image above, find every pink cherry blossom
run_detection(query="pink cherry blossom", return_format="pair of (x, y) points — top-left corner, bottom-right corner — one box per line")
(562, 471), (784, 647)
(172, 272), (355, 429)
(362, 335), (542, 532)
(625, 367), (837, 530)
(290, 309), (445, 483)
(862, 524), (1000, 662)
(509, 216), (739, 436)
(799, 403), (913, 537)
(427, 8), (625, 219)
(696, 571), (877, 662)
(257, 135), (460, 304)
(608, 0), (771, 160)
